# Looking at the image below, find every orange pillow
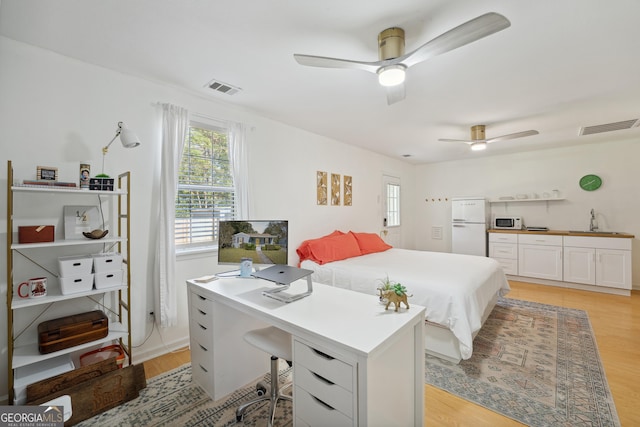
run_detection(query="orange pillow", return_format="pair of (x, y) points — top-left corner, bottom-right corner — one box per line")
(349, 231), (392, 255)
(305, 232), (362, 265)
(296, 230), (344, 265)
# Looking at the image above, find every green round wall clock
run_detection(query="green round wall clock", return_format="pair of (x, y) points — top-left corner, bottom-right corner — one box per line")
(579, 174), (602, 191)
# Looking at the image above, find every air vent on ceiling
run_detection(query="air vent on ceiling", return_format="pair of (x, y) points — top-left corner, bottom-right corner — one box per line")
(205, 78), (242, 96)
(579, 119), (640, 136)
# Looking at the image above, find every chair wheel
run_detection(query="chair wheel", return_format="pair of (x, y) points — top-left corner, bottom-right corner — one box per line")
(256, 381), (267, 396)
(236, 414), (243, 422)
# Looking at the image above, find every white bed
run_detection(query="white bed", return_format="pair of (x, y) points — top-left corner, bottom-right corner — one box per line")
(301, 248), (510, 362)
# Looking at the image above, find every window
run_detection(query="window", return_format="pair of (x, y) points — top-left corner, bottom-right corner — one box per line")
(383, 176), (401, 227)
(175, 121), (235, 249)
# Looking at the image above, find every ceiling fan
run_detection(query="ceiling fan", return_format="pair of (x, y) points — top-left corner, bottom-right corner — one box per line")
(293, 12), (510, 105)
(439, 125), (539, 151)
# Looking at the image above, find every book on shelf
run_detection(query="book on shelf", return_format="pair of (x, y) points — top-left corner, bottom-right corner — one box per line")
(21, 180), (78, 188)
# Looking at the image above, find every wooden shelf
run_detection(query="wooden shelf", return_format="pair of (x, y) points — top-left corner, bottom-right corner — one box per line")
(11, 237), (126, 250)
(12, 185), (126, 196)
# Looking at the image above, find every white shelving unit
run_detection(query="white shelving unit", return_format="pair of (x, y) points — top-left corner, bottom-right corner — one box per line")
(5, 160), (132, 404)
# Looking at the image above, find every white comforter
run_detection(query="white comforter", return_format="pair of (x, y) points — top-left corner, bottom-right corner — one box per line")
(301, 248), (510, 359)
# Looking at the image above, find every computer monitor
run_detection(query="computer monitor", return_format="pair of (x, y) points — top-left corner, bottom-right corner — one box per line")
(217, 220), (288, 275)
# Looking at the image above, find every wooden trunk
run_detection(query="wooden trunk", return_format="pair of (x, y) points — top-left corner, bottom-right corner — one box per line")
(27, 359), (146, 426)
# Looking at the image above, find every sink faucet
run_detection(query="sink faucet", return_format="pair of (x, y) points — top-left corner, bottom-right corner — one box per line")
(589, 209), (598, 232)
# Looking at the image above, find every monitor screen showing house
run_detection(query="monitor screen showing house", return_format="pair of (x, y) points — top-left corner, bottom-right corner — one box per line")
(217, 220), (288, 266)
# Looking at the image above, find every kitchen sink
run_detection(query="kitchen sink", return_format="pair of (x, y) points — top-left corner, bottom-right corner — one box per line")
(568, 230), (622, 235)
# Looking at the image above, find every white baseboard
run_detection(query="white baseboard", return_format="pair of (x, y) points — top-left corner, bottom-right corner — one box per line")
(132, 337), (190, 365)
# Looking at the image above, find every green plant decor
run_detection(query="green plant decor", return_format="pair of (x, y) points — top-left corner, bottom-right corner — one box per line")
(392, 283), (408, 296)
(95, 173), (110, 178)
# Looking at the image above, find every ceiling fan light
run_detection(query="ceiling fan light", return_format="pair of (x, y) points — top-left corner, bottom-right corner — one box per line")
(470, 141), (487, 151)
(377, 65), (406, 87)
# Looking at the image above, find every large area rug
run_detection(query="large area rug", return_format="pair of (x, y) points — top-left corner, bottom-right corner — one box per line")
(78, 298), (619, 427)
(77, 365), (292, 426)
(426, 297), (621, 427)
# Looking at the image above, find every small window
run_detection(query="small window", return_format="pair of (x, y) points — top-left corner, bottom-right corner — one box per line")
(383, 176), (401, 227)
(175, 121), (235, 250)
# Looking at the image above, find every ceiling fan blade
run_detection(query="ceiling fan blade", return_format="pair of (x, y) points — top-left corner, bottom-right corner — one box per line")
(402, 12), (511, 68)
(293, 53), (380, 73)
(486, 130), (539, 143)
(438, 138), (476, 144)
(385, 83), (406, 105)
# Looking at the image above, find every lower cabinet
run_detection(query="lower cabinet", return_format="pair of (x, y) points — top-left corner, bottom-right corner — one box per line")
(489, 232), (633, 292)
(518, 234), (563, 281)
(564, 236), (632, 290)
(489, 233), (518, 275)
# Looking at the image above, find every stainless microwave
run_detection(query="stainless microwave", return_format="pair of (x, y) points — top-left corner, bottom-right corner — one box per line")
(493, 216), (522, 230)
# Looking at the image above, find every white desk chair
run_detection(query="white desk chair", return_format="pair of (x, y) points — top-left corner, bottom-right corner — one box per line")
(235, 326), (293, 426)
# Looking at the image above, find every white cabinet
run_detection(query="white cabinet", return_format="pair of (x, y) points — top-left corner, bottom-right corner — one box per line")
(489, 233), (518, 275)
(518, 234), (563, 281)
(6, 161), (132, 404)
(564, 236), (632, 290)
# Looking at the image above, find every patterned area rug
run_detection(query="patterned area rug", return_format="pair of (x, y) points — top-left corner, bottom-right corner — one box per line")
(77, 364), (292, 426)
(426, 297), (621, 427)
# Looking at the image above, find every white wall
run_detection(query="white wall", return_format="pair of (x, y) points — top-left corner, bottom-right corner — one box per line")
(414, 140), (640, 287)
(0, 36), (416, 400)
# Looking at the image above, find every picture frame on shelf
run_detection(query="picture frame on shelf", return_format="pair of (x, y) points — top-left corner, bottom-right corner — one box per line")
(63, 205), (101, 240)
(37, 166), (58, 181)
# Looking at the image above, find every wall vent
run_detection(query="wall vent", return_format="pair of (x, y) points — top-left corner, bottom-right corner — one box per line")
(205, 78), (242, 96)
(579, 119), (640, 136)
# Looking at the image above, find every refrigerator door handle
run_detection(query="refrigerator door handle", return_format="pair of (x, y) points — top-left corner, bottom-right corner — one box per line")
(453, 224), (466, 227)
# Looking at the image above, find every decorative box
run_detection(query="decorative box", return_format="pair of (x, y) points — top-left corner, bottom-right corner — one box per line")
(89, 177), (115, 191)
(38, 310), (108, 354)
(18, 225), (54, 243)
(58, 255), (93, 277)
(60, 274), (94, 295)
(94, 270), (123, 290)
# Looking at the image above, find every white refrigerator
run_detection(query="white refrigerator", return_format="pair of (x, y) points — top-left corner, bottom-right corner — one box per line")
(451, 197), (488, 256)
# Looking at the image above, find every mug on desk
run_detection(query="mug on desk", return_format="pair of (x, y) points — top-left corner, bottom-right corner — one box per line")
(18, 277), (47, 298)
(240, 258), (253, 277)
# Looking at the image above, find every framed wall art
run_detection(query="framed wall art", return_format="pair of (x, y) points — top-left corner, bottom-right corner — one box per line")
(331, 173), (341, 206)
(37, 166), (58, 181)
(344, 175), (352, 206)
(316, 171), (327, 205)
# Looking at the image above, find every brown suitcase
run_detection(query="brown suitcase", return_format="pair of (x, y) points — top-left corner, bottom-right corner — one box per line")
(38, 310), (109, 354)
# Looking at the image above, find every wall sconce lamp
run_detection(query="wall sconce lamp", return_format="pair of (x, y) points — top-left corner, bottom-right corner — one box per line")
(102, 121), (141, 174)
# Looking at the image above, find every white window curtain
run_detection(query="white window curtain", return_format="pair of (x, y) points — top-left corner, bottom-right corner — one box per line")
(228, 121), (249, 219)
(154, 103), (189, 327)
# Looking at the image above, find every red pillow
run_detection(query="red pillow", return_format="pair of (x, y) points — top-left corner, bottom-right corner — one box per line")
(296, 230), (344, 265)
(349, 231), (392, 255)
(305, 232), (362, 265)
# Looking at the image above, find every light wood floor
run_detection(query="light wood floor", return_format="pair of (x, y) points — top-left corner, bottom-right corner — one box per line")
(143, 281), (640, 426)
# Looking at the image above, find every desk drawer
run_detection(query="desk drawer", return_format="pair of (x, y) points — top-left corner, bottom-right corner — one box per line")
(295, 385), (353, 427)
(295, 363), (353, 418)
(294, 340), (354, 392)
(190, 318), (213, 349)
(191, 291), (213, 314)
(190, 336), (214, 389)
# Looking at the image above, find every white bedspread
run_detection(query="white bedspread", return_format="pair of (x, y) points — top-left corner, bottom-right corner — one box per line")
(301, 248), (510, 359)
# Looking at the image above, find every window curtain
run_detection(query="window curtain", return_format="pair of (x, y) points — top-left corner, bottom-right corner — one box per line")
(154, 103), (188, 327)
(228, 122), (249, 219)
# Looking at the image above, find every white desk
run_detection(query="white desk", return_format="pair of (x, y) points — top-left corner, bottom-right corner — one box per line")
(187, 277), (425, 427)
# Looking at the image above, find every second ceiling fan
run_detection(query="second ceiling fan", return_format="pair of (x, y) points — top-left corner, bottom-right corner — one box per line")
(293, 12), (511, 105)
(439, 125), (539, 151)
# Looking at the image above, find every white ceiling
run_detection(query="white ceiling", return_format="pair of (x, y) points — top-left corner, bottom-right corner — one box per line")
(2, 0), (640, 164)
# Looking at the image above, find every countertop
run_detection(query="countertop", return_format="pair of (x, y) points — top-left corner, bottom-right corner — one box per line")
(488, 229), (634, 238)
